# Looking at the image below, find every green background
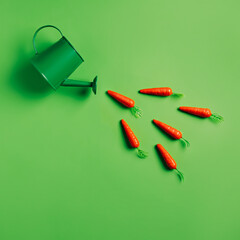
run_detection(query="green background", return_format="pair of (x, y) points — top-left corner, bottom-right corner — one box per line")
(0, 0), (239, 239)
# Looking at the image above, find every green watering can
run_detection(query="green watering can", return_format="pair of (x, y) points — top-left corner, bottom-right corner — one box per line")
(31, 25), (97, 94)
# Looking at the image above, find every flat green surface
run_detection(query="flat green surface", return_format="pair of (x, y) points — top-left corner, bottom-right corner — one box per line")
(0, 1), (240, 239)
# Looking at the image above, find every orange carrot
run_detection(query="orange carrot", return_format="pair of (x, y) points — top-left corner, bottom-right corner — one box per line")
(139, 87), (183, 97)
(153, 119), (190, 147)
(121, 119), (148, 158)
(156, 144), (184, 181)
(179, 106), (223, 122)
(107, 90), (142, 118)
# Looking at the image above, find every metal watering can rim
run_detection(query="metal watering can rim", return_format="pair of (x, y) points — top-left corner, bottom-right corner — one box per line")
(32, 25), (84, 63)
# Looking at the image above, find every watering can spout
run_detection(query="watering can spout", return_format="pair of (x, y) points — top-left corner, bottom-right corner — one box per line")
(61, 76), (98, 95)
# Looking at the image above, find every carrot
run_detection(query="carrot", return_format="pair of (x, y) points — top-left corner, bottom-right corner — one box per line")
(156, 144), (184, 181)
(139, 87), (183, 97)
(153, 119), (190, 147)
(121, 119), (148, 158)
(107, 90), (142, 118)
(179, 106), (223, 122)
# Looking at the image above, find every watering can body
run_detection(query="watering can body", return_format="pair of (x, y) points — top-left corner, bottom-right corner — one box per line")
(31, 25), (97, 94)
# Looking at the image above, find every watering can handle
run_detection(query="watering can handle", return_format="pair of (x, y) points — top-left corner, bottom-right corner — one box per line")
(32, 25), (63, 55)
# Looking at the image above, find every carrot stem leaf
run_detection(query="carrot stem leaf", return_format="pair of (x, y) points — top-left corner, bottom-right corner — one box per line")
(210, 113), (224, 122)
(175, 169), (184, 182)
(180, 138), (190, 147)
(137, 148), (148, 158)
(172, 93), (184, 97)
(130, 106), (143, 118)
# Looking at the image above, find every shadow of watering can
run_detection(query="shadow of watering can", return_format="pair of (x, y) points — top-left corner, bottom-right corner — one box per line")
(31, 25), (97, 95)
